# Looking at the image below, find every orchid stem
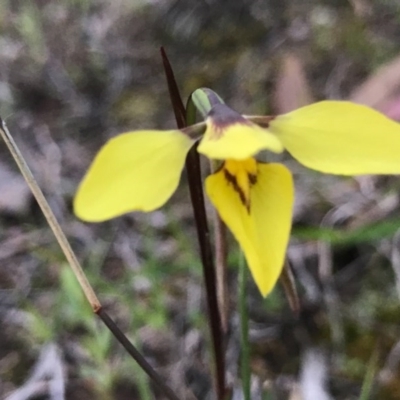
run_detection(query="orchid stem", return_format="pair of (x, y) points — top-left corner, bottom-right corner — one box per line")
(239, 252), (251, 400)
(160, 47), (226, 399)
(185, 145), (226, 400)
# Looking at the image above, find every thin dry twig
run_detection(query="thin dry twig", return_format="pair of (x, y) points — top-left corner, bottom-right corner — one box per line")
(0, 118), (181, 400)
(280, 261), (301, 315)
(0, 119), (100, 311)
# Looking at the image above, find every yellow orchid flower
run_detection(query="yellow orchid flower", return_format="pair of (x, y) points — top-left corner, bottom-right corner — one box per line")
(74, 89), (400, 297)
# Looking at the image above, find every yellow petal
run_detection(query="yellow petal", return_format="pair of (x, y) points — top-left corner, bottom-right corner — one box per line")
(74, 130), (193, 222)
(206, 160), (294, 297)
(198, 104), (283, 160)
(270, 101), (400, 175)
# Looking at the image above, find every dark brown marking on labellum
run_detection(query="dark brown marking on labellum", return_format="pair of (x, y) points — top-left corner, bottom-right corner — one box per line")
(223, 168), (257, 214)
(223, 168), (249, 212)
(248, 173), (257, 185)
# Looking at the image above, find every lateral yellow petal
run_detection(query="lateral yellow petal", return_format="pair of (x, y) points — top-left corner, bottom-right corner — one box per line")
(270, 101), (400, 175)
(197, 104), (283, 160)
(206, 161), (294, 297)
(74, 130), (193, 222)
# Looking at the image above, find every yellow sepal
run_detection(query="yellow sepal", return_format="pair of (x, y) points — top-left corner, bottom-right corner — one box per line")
(206, 161), (294, 297)
(74, 130), (193, 222)
(270, 101), (400, 175)
(198, 118), (284, 160)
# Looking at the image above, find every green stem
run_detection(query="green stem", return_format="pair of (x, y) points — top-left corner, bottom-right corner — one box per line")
(239, 252), (251, 400)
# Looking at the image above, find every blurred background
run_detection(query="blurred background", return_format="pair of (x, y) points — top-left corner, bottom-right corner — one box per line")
(2, 0), (400, 399)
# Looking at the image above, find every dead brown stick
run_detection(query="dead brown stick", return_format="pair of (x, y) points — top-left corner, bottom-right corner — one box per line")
(0, 118), (181, 400)
(280, 260), (300, 315)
